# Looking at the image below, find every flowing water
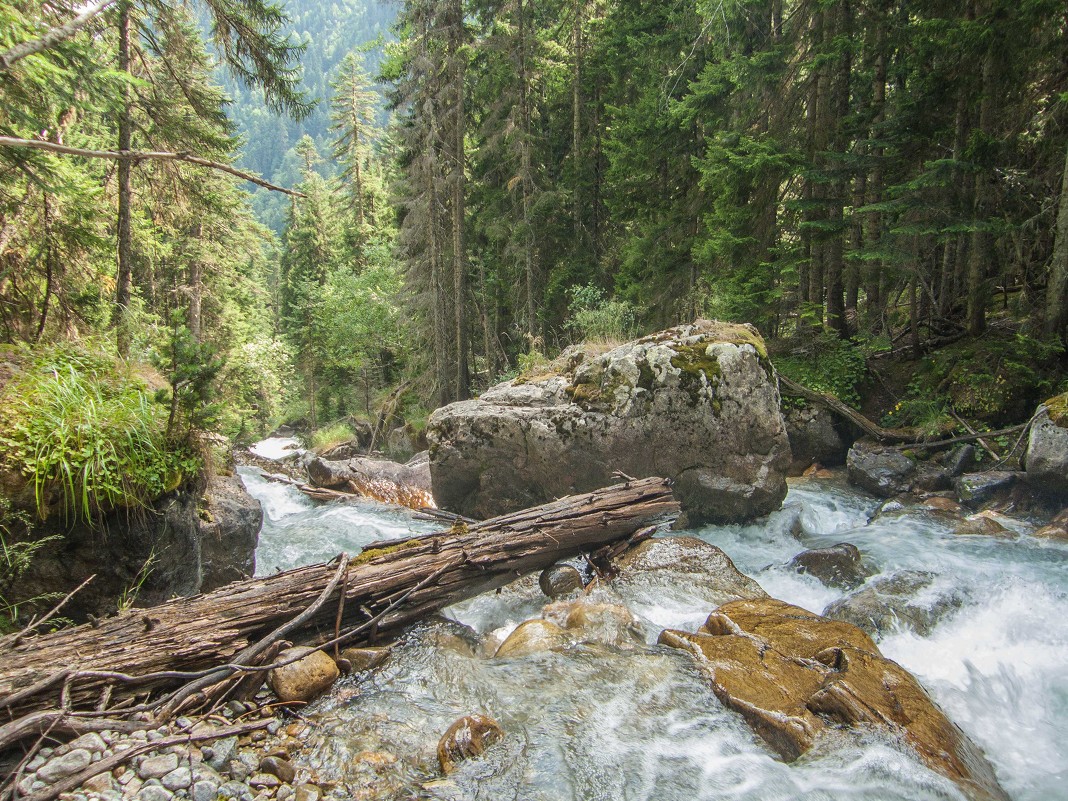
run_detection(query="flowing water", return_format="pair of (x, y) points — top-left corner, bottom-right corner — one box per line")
(239, 443), (1068, 801)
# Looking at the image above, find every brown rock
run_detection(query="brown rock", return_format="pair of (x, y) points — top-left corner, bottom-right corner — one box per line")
(786, 543), (873, 590)
(259, 756), (296, 784)
(538, 564), (584, 599)
(1034, 507), (1068, 540)
(658, 629), (826, 760)
(922, 496), (964, 513)
(663, 598), (1008, 801)
(494, 619), (569, 658)
(955, 512), (1017, 538)
(436, 714), (504, 774)
(700, 598), (879, 658)
(338, 646), (390, 673)
(544, 601), (644, 647)
(268, 647), (339, 704)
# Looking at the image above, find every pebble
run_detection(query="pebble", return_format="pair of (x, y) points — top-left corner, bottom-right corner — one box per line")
(258, 756), (296, 784)
(16, 776), (35, 796)
(192, 780), (220, 801)
(162, 766), (193, 791)
(249, 773), (281, 789)
(276, 787), (295, 801)
(26, 755), (46, 772)
(293, 784), (320, 801)
(82, 772), (115, 793)
(207, 737), (238, 772)
(218, 780), (255, 801)
(37, 748), (92, 783)
(138, 753), (180, 780)
(70, 733), (108, 754)
(228, 759), (251, 782)
(147, 730), (164, 742)
(135, 786), (173, 801)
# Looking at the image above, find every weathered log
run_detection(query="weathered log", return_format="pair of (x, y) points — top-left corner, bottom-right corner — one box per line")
(0, 477), (678, 720)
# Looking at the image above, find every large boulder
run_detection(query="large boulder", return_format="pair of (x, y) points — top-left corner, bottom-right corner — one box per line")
(1024, 393), (1068, 501)
(428, 321), (790, 524)
(846, 440), (915, 497)
(787, 543), (873, 590)
(660, 598), (1009, 801)
(199, 474), (263, 592)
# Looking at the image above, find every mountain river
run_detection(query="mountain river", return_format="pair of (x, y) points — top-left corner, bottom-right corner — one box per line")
(239, 442), (1068, 801)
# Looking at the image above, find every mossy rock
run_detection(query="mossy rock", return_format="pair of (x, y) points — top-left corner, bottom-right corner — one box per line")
(1045, 392), (1068, 428)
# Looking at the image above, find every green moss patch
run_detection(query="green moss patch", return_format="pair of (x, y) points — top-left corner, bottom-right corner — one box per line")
(1045, 392), (1068, 428)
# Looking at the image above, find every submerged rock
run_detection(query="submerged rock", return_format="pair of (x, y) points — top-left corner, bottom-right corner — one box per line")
(1034, 507), (1068, 540)
(661, 597), (1009, 801)
(428, 320), (790, 524)
(494, 619), (569, 658)
(787, 543), (873, 590)
(268, 647), (339, 704)
(823, 570), (966, 636)
(955, 511), (1018, 538)
(1024, 393), (1068, 501)
(437, 714), (504, 774)
(846, 441), (915, 497)
(542, 600), (645, 647)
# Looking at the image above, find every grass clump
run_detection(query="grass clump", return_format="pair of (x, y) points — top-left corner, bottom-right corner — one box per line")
(309, 420), (359, 451)
(0, 343), (195, 525)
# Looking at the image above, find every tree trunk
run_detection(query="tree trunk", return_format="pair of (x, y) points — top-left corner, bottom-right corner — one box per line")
(966, 38), (996, 337)
(572, 0), (583, 261)
(449, 0), (469, 400)
(114, 0), (133, 358)
(0, 478), (678, 720)
(1044, 140), (1068, 340)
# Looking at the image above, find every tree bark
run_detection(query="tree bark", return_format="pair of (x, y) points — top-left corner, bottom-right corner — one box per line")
(114, 0), (133, 358)
(0, 478), (678, 720)
(448, 0), (469, 400)
(1044, 141), (1068, 340)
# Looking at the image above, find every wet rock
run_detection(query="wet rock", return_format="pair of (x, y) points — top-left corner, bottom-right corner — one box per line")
(1034, 508), (1068, 540)
(787, 543), (873, 590)
(429, 320), (790, 524)
(37, 748), (92, 782)
(823, 570), (966, 636)
(544, 600), (645, 647)
(954, 471), (1018, 509)
(922, 496), (964, 513)
(659, 629), (826, 759)
(912, 462), (952, 492)
(539, 564), (584, 599)
(955, 512), (1017, 538)
(259, 756), (296, 784)
(847, 441), (915, 497)
(495, 619), (570, 658)
(268, 647), (339, 704)
(138, 753), (179, 781)
(784, 404), (850, 474)
(338, 646), (390, 673)
(661, 597), (1009, 801)
(417, 616), (482, 656)
(436, 714), (505, 774)
(198, 474), (263, 591)
(613, 536), (767, 607)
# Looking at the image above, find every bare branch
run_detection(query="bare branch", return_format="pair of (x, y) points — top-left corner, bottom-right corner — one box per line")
(0, 136), (305, 197)
(0, 1), (117, 73)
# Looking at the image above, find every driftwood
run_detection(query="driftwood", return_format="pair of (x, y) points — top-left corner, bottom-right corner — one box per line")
(0, 477), (677, 723)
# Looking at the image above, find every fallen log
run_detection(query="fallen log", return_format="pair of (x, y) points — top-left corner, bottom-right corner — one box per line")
(0, 477), (677, 721)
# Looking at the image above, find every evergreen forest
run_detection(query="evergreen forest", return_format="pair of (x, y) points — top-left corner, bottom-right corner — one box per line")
(1, 0), (1068, 530)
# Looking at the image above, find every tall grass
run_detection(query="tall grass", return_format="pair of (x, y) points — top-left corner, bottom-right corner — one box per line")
(0, 345), (191, 524)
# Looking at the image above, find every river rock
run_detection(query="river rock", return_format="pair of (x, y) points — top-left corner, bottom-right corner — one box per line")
(543, 600), (645, 647)
(305, 451), (433, 508)
(1034, 507), (1068, 540)
(614, 536), (767, 606)
(954, 471), (1018, 509)
(268, 647), (339, 704)
(784, 404), (850, 474)
(428, 320), (790, 524)
(846, 441), (915, 497)
(495, 619), (570, 658)
(259, 756), (296, 784)
(539, 564), (584, 599)
(436, 714), (504, 774)
(955, 511), (1017, 538)
(138, 753), (179, 781)
(823, 570), (966, 636)
(943, 444), (978, 477)
(1024, 394), (1068, 500)
(787, 543), (872, 590)
(37, 748), (92, 783)
(660, 597), (1009, 801)
(338, 646), (390, 673)
(199, 474), (263, 591)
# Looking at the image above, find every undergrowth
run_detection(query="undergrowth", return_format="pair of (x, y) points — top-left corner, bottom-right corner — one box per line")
(773, 333), (869, 408)
(0, 343), (196, 525)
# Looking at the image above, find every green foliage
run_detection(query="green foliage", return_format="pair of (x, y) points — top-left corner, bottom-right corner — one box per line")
(0, 344), (192, 524)
(774, 334), (869, 408)
(309, 421), (358, 451)
(151, 312), (225, 443)
(566, 284), (639, 344)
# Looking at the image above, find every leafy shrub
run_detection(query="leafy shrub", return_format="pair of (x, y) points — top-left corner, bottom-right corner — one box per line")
(309, 420), (357, 451)
(566, 284), (639, 343)
(773, 334), (869, 408)
(0, 344), (193, 524)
